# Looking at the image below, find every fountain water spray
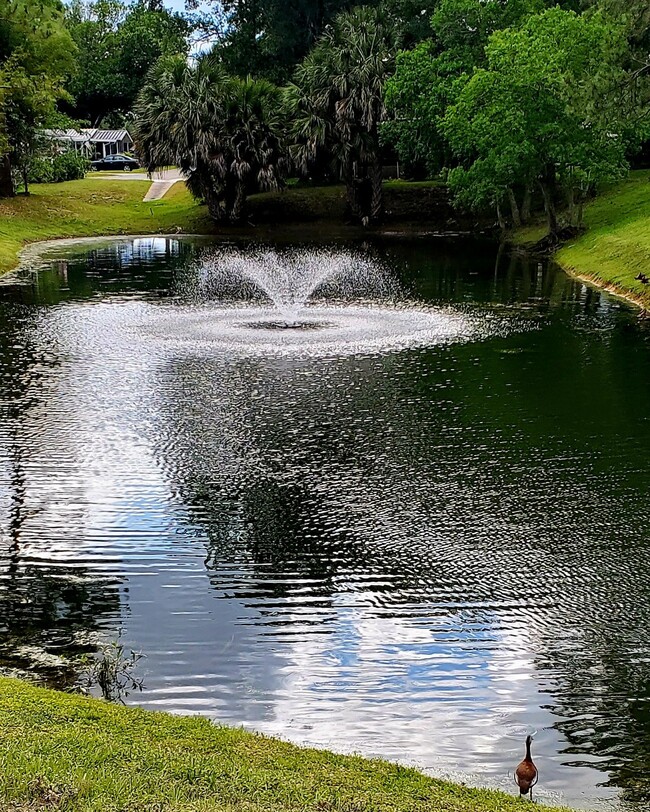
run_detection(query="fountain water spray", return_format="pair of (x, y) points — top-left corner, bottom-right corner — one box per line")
(149, 244), (478, 357)
(192, 247), (393, 326)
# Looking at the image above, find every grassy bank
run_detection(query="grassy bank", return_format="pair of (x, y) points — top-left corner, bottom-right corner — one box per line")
(556, 170), (650, 309)
(513, 170), (650, 309)
(0, 177), (485, 277)
(0, 179), (213, 276)
(0, 678), (572, 812)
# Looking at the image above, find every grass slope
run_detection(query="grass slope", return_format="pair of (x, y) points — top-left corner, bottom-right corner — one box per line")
(513, 170), (650, 308)
(0, 180), (212, 276)
(556, 170), (650, 308)
(0, 678), (572, 812)
(0, 177), (469, 277)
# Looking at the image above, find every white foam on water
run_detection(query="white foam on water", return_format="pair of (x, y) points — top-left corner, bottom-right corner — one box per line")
(135, 302), (476, 358)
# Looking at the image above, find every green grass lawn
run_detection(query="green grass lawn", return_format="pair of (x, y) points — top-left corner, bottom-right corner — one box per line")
(0, 179), (213, 276)
(0, 677), (573, 812)
(0, 177), (468, 277)
(511, 170), (650, 308)
(556, 170), (650, 308)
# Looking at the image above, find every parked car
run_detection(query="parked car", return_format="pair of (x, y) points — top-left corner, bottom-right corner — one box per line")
(90, 154), (140, 171)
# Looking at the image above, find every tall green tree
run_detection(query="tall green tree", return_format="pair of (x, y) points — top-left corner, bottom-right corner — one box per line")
(384, 0), (542, 177)
(443, 8), (630, 234)
(133, 54), (287, 223)
(285, 5), (399, 224)
(0, 0), (76, 196)
(195, 0), (385, 85)
(65, 0), (189, 126)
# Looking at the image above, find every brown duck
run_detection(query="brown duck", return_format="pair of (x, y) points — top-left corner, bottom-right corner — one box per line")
(515, 735), (538, 800)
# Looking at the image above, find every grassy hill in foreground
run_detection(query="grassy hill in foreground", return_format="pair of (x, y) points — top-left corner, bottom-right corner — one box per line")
(0, 677), (573, 812)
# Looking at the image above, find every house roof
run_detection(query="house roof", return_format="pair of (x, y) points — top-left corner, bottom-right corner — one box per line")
(84, 129), (133, 143)
(42, 128), (133, 144)
(42, 128), (91, 143)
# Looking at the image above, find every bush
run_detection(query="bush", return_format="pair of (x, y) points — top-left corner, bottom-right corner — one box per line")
(28, 151), (89, 184)
(53, 150), (89, 181)
(28, 157), (56, 184)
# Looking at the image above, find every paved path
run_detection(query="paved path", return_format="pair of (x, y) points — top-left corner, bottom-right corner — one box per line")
(89, 168), (184, 201)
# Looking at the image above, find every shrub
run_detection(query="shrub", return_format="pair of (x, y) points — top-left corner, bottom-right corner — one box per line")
(53, 150), (89, 181)
(28, 157), (56, 184)
(28, 151), (89, 184)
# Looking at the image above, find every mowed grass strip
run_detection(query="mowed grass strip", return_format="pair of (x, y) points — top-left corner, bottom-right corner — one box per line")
(0, 179), (212, 276)
(557, 170), (650, 307)
(0, 678), (575, 812)
(0, 177), (461, 278)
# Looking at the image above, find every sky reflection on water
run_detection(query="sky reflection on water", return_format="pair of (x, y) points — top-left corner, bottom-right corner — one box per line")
(1, 236), (649, 811)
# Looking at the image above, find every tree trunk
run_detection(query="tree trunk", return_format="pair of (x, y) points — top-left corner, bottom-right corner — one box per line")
(205, 186), (228, 221)
(0, 154), (14, 197)
(343, 158), (364, 223)
(507, 187), (521, 228)
(344, 181), (363, 222)
(538, 175), (558, 236)
(521, 186), (532, 224)
(496, 200), (506, 231)
(369, 157), (383, 224)
(567, 186), (575, 227)
(22, 164), (29, 196)
(229, 181), (247, 224)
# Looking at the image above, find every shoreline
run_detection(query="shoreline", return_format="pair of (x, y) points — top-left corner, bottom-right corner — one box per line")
(557, 263), (648, 312)
(509, 239), (648, 312)
(510, 170), (650, 313)
(3, 226), (490, 284)
(0, 177), (492, 279)
(0, 676), (576, 812)
(10, 229), (647, 318)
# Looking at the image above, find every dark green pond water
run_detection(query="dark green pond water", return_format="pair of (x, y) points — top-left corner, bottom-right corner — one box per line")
(1, 235), (649, 810)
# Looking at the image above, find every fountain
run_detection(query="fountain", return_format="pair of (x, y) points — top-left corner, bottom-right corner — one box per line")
(193, 246), (394, 328)
(136, 245), (481, 357)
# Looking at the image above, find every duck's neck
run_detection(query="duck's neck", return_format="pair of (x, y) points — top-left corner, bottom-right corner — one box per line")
(525, 739), (532, 762)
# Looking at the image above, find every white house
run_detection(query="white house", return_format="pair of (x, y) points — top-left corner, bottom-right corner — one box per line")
(42, 129), (135, 159)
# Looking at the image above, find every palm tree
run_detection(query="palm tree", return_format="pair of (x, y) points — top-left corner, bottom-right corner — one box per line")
(285, 6), (399, 224)
(133, 54), (287, 223)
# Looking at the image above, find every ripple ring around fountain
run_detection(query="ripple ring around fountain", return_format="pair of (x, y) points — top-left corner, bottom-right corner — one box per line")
(136, 304), (476, 358)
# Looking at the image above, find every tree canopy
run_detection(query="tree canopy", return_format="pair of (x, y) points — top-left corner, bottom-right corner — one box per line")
(0, 0), (77, 195)
(285, 5), (399, 223)
(64, 0), (190, 126)
(384, 0), (544, 178)
(443, 7), (630, 233)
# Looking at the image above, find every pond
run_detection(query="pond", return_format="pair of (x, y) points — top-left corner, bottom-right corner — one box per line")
(1, 235), (649, 811)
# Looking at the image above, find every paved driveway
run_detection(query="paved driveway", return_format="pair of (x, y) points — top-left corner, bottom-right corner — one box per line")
(89, 168), (184, 201)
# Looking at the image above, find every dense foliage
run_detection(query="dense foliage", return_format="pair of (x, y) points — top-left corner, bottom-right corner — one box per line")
(64, 0), (190, 126)
(28, 150), (89, 184)
(443, 8), (630, 232)
(0, 0), (76, 195)
(1, 0), (649, 236)
(285, 6), (399, 223)
(199, 0), (368, 85)
(385, 0), (650, 233)
(133, 54), (287, 222)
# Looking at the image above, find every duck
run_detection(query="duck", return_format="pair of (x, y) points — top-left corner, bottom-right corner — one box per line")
(515, 734), (538, 800)
(634, 272), (649, 284)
